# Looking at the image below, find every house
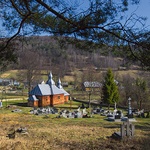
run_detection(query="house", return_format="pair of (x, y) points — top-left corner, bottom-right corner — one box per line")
(0, 78), (11, 86)
(82, 81), (102, 92)
(28, 72), (70, 107)
(0, 78), (20, 86)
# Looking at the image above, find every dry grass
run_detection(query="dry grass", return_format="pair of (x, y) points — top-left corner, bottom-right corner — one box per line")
(0, 110), (150, 150)
(63, 75), (74, 82)
(0, 70), (19, 78)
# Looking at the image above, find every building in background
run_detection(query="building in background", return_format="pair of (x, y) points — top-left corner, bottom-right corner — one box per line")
(28, 72), (69, 107)
(82, 81), (102, 92)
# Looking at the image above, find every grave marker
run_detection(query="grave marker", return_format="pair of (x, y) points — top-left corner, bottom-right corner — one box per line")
(0, 100), (2, 107)
(112, 119), (135, 139)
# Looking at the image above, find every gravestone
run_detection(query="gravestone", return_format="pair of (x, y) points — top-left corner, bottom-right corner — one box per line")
(77, 111), (83, 118)
(11, 109), (22, 112)
(114, 102), (117, 110)
(33, 108), (38, 114)
(69, 112), (74, 118)
(112, 119), (135, 139)
(127, 97), (134, 119)
(0, 100), (2, 107)
(92, 107), (103, 114)
(77, 107), (80, 112)
(114, 110), (122, 119)
(16, 127), (28, 134)
(82, 108), (87, 116)
(92, 108), (97, 114)
(65, 110), (70, 118)
(62, 112), (67, 118)
(115, 115), (121, 119)
(81, 103), (85, 109)
(7, 128), (16, 139)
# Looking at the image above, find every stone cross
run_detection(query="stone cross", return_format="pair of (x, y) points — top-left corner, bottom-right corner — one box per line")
(114, 102), (117, 110)
(120, 119), (135, 138)
(128, 97), (132, 115)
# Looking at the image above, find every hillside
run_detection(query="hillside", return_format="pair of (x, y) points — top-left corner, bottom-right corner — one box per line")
(0, 69), (149, 83)
(1, 34), (149, 90)
(4, 36), (140, 76)
(1, 36), (150, 111)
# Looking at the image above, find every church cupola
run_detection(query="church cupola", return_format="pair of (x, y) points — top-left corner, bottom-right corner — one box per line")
(57, 78), (63, 89)
(46, 72), (55, 85)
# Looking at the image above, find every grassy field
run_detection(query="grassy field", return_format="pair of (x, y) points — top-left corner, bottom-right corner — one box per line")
(0, 100), (150, 150)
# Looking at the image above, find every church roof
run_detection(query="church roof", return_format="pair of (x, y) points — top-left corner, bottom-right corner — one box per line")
(28, 95), (38, 101)
(29, 83), (64, 96)
(57, 78), (70, 96)
(46, 72), (55, 85)
(59, 88), (70, 96)
(57, 78), (63, 89)
(49, 84), (64, 95)
(29, 71), (69, 96)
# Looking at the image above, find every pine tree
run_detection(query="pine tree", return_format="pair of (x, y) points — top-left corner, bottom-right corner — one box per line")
(102, 68), (119, 109)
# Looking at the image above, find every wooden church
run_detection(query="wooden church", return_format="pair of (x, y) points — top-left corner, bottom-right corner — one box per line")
(28, 72), (70, 107)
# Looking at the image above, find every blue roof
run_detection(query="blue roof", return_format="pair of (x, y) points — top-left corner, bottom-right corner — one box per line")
(28, 95), (38, 101)
(29, 83), (64, 96)
(59, 88), (70, 96)
(49, 84), (64, 95)
(29, 72), (69, 97)
(56, 78), (69, 96)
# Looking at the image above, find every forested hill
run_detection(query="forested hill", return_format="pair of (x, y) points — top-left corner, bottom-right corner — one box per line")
(12, 36), (139, 77)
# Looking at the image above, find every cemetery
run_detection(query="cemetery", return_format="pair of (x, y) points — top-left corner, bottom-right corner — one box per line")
(0, 95), (150, 150)
(0, 70), (149, 149)
(1, 0), (150, 148)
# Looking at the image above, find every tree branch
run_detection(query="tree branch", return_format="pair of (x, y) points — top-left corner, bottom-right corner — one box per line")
(2, 13), (32, 50)
(10, 0), (25, 16)
(36, 0), (77, 27)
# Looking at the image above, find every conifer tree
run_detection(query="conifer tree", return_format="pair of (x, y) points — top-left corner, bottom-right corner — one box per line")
(102, 68), (119, 109)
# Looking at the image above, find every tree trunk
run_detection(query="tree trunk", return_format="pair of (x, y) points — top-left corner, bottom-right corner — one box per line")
(139, 100), (142, 110)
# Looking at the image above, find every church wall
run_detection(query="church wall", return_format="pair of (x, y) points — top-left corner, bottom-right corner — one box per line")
(52, 94), (65, 105)
(28, 94), (68, 107)
(64, 95), (69, 102)
(28, 100), (38, 107)
(37, 95), (51, 107)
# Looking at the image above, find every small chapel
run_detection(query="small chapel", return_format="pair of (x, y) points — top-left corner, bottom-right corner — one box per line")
(28, 72), (70, 107)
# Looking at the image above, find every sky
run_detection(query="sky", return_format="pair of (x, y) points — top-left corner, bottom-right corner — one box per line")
(125, 0), (150, 29)
(0, 0), (150, 37)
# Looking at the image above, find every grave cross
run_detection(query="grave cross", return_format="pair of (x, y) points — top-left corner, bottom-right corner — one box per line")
(112, 119), (135, 139)
(128, 97), (132, 115)
(120, 119), (135, 138)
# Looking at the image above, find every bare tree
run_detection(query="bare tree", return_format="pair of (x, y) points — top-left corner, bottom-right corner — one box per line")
(17, 46), (42, 93)
(133, 78), (149, 110)
(121, 74), (135, 105)
(1, 0), (150, 69)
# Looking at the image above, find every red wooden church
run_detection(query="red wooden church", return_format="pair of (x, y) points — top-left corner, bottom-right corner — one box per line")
(28, 72), (70, 107)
